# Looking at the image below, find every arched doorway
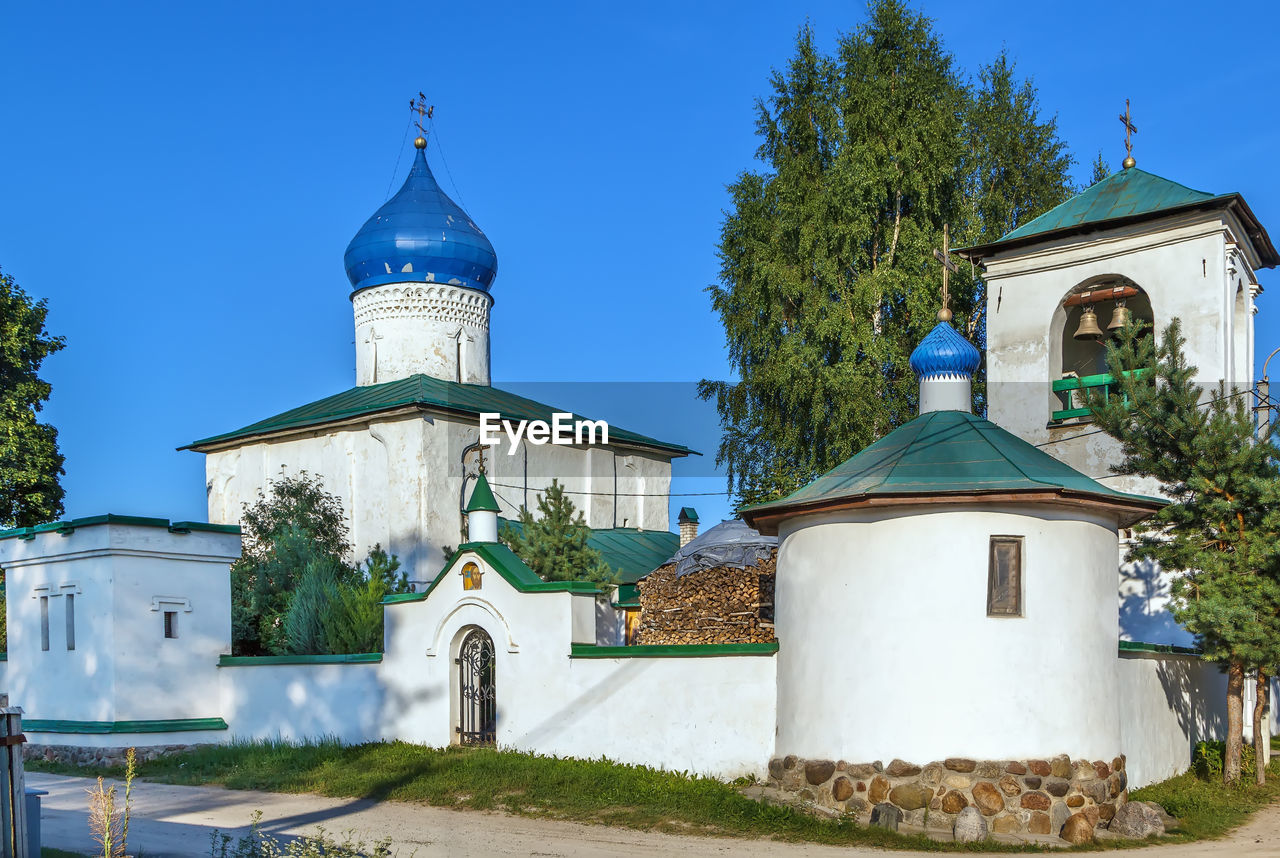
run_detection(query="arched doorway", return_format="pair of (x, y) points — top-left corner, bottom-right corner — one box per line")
(456, 627), (496, 745)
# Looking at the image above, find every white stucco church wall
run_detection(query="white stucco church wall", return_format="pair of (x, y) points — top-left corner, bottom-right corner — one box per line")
(774, 505), (1123, 764)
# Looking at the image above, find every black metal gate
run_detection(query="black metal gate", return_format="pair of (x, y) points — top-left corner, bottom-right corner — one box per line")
(456, 628), (496, 745)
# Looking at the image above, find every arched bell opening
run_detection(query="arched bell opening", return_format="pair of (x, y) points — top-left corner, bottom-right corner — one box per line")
(453, 625), (497, 745)
(1049, 277), (1153, 422)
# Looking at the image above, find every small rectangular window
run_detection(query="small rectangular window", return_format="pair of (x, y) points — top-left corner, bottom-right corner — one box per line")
(39, 596), (49, 652)
(988, 536), (1024, 617)
(65, 593), (75, 651)
(164, 611), (178, 639)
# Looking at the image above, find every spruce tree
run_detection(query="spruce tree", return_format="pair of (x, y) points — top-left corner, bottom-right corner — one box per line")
(1088, 319), (1280, 785)
(701, 2), (1076, 507)
(501, 480), (615, 585)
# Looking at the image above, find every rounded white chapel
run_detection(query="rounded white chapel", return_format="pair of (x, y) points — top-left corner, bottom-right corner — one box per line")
(744, 320), (1162, 766)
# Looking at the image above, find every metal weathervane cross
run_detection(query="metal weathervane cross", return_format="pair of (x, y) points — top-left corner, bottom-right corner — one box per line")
(932, 223), (958, 322)
(1119, 99), (1137, 168)
(410, 93), (434, 137)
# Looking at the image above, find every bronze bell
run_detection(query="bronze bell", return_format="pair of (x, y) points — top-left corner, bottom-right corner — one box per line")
(1107, 301), (1132, 334)
(1074, 306), (1104, 341)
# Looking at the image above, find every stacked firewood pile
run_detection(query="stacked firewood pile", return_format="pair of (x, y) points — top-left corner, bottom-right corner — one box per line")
(635, 550), (776, 645)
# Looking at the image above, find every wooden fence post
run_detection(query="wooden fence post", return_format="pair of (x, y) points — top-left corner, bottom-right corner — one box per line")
(0, 705), (28, 857)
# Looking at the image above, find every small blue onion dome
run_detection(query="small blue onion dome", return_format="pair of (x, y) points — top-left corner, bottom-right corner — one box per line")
(909, 321), (981, 380)
(344, 145), (498, 294)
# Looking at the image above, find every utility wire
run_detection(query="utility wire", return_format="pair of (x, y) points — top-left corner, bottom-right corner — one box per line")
(384, 117), (413, 201)
(488, 480), (727, 498)
(428, 116), (471, 214)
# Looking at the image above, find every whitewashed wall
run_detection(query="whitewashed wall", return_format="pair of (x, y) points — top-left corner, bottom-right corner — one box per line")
(219, 661), (384, 744)
(203, 413), (673, 579)
(0, 521), (237, 725)
(378, 546), (776, 778)
(536, 655), (775, 778)
(774, 505), (1123, 764)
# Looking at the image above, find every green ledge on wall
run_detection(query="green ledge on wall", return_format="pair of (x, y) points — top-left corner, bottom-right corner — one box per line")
(24, 717), (228, 734)
(570, 642), (779, 658)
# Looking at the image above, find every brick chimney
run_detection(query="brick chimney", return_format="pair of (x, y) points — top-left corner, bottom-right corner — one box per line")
(677, 507), (699, 547)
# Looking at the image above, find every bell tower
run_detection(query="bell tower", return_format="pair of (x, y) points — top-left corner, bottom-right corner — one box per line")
(959, 154), (1275, 493)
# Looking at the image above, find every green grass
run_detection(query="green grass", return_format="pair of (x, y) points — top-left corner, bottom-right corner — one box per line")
(27, 740), (1047, 853)
(26, 740), (1280, 852)
(1129, 751), (1280, 843)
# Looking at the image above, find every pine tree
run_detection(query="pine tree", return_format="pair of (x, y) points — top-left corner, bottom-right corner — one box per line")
(700, 3), (1076, 507)
(1088, 319), (1280, 785)
(500, 480), (615, 585)
(0, 267), (66, 528)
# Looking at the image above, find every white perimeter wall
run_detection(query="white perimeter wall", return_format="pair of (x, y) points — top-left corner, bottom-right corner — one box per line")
(376, 547), (776, 778)
(219, 662), (384, 745)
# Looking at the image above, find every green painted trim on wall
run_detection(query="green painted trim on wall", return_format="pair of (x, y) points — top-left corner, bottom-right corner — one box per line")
(570, 642), (778, 658)
(25, 718), (229, 734)
(381, 592), (426, 605)
(383, 542), (602, 605)
(218, 653), (382, 666)
(0, 653), (7, 662)
(0, 514), (241, 541)
(1118, 640), (1203, 657)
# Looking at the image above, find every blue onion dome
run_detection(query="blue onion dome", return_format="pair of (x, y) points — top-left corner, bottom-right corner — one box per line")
(909, 321), (981, 379)
(344, 143), (498, 294)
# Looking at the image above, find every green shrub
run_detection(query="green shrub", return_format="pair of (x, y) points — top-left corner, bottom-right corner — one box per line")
(1191, 740), (1256, 781)
(210, 812), (393, 858)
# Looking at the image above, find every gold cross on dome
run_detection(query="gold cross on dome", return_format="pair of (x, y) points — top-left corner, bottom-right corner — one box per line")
(1119, 99), (1138, 168)
(932, 223), (958, 322)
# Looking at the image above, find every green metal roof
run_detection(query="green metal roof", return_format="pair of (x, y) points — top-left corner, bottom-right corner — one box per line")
(678, 506), (699, 523)
(184, 374), (696, 457)
(0, 514), (240, 542)
(382, 541), (602, 605)
(741, 410), (1163, 531)
(499, 518), (678, 586)
(465, 473), (501, 513)
(958, 167), (1279, 267)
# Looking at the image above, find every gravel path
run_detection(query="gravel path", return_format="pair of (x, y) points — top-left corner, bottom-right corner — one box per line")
(28, 772), (1280, 857)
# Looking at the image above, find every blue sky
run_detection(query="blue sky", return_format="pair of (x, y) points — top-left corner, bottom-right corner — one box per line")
(3, 1), (1278, 533)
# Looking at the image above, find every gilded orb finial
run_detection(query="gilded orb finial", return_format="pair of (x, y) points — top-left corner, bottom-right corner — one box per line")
(1122, 154), (1136, 169)
(937, 307), (953, 322)
(414, 136), (427, 149)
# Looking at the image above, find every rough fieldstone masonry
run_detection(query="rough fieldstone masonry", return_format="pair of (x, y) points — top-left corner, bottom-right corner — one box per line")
(767, 753), (1131, 839)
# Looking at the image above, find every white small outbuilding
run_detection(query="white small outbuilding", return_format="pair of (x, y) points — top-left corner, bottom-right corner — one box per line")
(744, 319), (1163, 770)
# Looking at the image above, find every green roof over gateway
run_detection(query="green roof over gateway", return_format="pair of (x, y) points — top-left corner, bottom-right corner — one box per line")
(958, 167), (1278, 267)
(498, 518), (678, 586)
(183, 374), (696, 458)
(741, 410), (1164, 534)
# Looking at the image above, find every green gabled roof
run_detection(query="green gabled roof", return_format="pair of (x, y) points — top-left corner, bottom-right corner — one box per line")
(381, 541), (602, 605)
(183, 374), (696, 457)
(465, 473), (501, 513)
(499, 518), (678, 586)
(958, 167), (1279, 267)
(741, 410), (1164, 534)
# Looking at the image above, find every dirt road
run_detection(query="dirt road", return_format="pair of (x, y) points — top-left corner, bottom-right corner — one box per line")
(29, 772), (1280, 857)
